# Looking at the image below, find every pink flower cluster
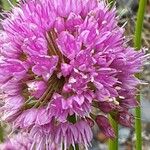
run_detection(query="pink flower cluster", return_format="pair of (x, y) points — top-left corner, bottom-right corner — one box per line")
(0, 0), (145, 149)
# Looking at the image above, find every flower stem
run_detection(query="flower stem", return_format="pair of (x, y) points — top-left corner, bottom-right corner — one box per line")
(134, 0), (147, 49)
(0, 124), (4, 143)
(69, 144), (79, 150)
(134, 0), (147, 150)
(108, 115), (118, 150)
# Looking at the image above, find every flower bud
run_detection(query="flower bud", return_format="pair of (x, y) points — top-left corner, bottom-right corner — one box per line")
(116, 111), (133, 127)
(98, 101), (116, 113)
(95, 115), (115, 138)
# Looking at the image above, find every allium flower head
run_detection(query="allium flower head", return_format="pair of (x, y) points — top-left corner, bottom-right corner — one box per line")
(0, 0), (145, 149)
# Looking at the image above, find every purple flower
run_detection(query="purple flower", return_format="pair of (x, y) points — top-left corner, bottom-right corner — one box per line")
(0, 0), (145, 149)
(96, 115), (115, 138)
(0, 133), (33, 150)
(98, 101), (117, 113)
(55, 121), (93, 150)
(116, 111), (134, 127)
(27, 80), (47, 99)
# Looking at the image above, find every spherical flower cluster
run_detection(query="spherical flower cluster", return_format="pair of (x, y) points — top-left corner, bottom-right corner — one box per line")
(0, 0), (145, 149)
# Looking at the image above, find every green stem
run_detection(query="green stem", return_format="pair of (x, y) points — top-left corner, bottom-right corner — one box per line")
(135, 94), (142, 150)
(134, 0), (147, 150)
(134, 0), (147, 49)
(108, 115), (118, 150)
(75, 144), (79, 150)
(0, 124), (4, 143)
(69, 144), (79, 150)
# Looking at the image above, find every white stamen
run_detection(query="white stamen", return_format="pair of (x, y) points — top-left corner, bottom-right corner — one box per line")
(119, 96), (125, 99)
(74, 68), (79, 73)
(114, 99), (119, 105)
(69, 77), (76, 83)
(102, 20), (107, 25)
